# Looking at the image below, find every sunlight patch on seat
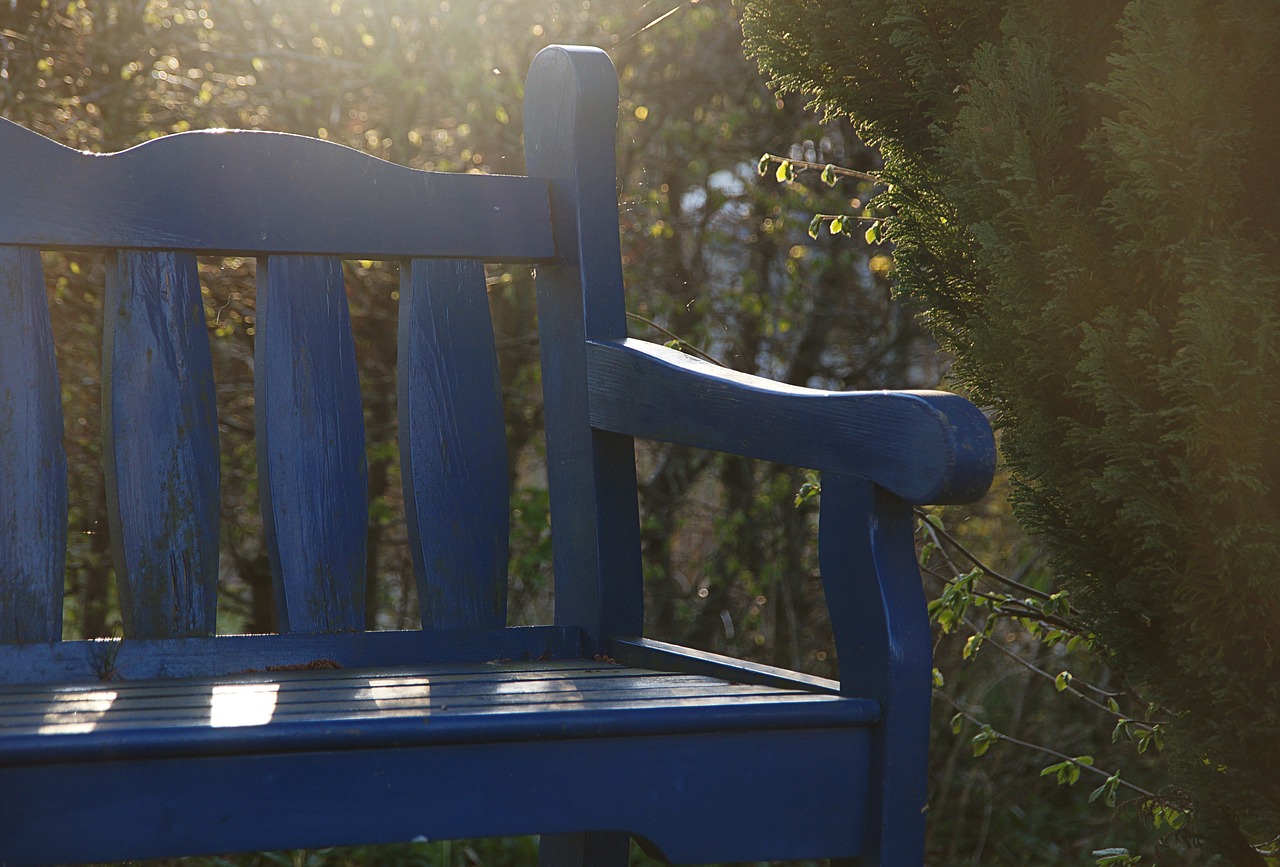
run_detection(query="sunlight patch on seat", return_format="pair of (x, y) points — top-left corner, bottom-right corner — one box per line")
(210, 682), (280, 728)
(37, 690), (118, 734)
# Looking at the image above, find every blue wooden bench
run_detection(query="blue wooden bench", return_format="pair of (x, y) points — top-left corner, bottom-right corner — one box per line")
(0, 45), (994, 866)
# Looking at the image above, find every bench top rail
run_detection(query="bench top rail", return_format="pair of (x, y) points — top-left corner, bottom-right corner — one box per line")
(0, 119), (554, 261)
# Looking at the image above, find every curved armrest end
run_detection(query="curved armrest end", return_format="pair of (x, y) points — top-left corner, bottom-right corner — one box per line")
(587, 339), (996, 505)
(899, 390), (996, 505)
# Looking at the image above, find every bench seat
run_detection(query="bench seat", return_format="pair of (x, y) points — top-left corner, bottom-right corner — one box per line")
(0, 653), (877, 865)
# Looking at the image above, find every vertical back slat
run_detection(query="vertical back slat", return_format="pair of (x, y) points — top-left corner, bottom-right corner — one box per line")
(103, 251), (220, 639)
(256, 255), (367, 633)
(0, 247), (67, 643)
(398, 259), (509, 629)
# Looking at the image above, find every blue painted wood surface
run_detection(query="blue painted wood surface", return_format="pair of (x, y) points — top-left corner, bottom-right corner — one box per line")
(610, 636), (843, 696)
(0, 41), (1000, 867)
(398, 259), (508, 629)
(525, 44), (644, 656)
(103, 251), (220, 639)
(0, 660), (876, 760)
(0, 118), (553, 261)
(256, 256), (367, 633)
(0, 247), (66, 643)
(0, 726), (870, 865)
(0, 625), (579, 687)
(587, 337), (996, 504)
(820, 476), (933, 867)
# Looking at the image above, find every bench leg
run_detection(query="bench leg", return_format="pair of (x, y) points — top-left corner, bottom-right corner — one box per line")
(538, 831), (631, 866)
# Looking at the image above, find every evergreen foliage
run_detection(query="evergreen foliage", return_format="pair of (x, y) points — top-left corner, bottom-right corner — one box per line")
(743, 0), (1280, 859)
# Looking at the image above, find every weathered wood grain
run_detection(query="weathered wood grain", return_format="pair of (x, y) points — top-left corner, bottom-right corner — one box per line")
(0, 118), (553, 261)
(0, 247), (66, 643)
(398, 259), (508, 629)
(103, 251), (220, 639)
(819, 475), (932, 867)
(256, 256), (367, 633)
(525, 44), (644, 657)
(0, 41), (999, 867)
(586, 337), (996, 505)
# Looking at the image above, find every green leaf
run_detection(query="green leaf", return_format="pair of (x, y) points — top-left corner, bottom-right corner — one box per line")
(807, 214), (823, 239)
(1132, 725), (1165, 753)
(775, 160), (793, 183)
(950, 712), (963, 734)
(1089, 773), (1121, 808)
(1041, 757), (1089, 785)
(757, 154), (770, 177)
(933, 668), (946, 688)
(864, 221), (880, 244)
(971, 724), (998, 757)
(1055, 671), (1072, 692)
(821, 163), (838, 186)
(829, 216), (843, 235)
(963, 634), (981, 659)
(793, 475), (821, 507)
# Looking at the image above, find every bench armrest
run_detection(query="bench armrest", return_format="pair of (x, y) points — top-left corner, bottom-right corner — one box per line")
(586, 338), (994, 504)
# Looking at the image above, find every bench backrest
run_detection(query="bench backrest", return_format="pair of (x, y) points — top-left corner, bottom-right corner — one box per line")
(0, 48), (620, 652)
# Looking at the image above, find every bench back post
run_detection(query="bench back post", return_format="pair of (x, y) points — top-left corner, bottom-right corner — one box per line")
(524, 45), (643, 653)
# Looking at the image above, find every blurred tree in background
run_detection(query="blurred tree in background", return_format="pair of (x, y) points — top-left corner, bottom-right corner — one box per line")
(743, 0), (1280, 863)
(0, 0), (1207, 863)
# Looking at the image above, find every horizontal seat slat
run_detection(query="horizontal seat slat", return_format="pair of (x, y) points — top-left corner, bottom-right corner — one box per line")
(0, 665), (712, 703)
(0, 119), (553, 261)
(0, 660), (876, 765)
(0, 670), (737, 712)
(5, 685), (819, 732)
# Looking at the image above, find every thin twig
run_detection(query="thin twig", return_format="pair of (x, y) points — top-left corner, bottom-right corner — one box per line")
(958, 613), (1163, 728)
(760, 153), (880, 184)
(625, 312), (724, 367)
(918, 565), (1069, 628)
(935, 688), (1158, 800)
(811, 212), (882, 224)
(916, 509), (1054, 602)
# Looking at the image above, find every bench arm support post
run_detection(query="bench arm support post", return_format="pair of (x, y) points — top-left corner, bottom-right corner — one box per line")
(820, 475), (931, 867)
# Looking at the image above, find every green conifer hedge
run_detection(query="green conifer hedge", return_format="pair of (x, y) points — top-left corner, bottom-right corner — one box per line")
(741, 0), (1279, 860)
